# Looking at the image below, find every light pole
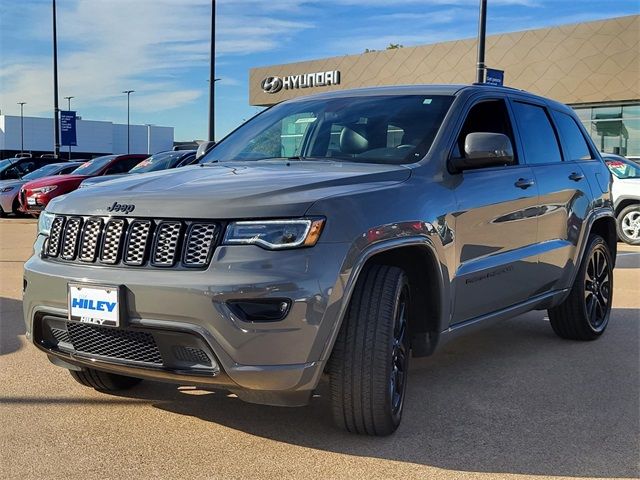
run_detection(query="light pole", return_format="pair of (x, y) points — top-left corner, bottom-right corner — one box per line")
(145, 124), (153, 155)
(52, 0), (61, 158)
(208, 0), (216, 141)
(122, 90), (135, 154)
(64, 96), (74, 159)
(476, 0), (488, 83)
(17, 102), (26, 154)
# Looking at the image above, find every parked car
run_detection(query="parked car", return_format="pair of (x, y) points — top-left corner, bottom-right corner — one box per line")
(0, 156), (61, 181)
(24, 85), (617, 436)
(19, 154), (148, 216)
(603, 153), (640, 245)
(0, 162), (84, 217)
(79, 150), (196, 188)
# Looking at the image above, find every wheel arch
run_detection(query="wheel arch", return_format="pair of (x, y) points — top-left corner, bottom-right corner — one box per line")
(590, 215), (617, 265)
(322, 237), (449, 362)
(615, 197), (640, 216)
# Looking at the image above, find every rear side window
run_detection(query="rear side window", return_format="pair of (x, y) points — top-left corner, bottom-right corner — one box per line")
(512, 101), (562, 165)
(553, 111), (593, 161)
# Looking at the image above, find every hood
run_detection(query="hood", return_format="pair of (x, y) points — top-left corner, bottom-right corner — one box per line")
(48, 161), (411, 218)
(23, 174), (89, 190)
(81, 174), (129, 187)
(0, 179), (26, 190)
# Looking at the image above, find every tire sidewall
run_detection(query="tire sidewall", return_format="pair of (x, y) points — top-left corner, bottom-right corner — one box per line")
(579, 236), (614, 335)
(616, 205), (640, 245)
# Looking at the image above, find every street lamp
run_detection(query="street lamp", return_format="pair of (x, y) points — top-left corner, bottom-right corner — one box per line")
(64, 96), (74, 159)
(52, 0), (61, 158)
(145, 124), (154, 155)
(17, 102), (26, 154)
(208, 0), (216, 142)
(476, 0), (488, 83)
(122, 90), (135, 154)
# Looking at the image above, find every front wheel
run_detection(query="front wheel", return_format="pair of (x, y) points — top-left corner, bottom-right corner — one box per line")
(616, 205), (640, 245)
(328, 264), (410, 436)
(548, 235), (613, 340)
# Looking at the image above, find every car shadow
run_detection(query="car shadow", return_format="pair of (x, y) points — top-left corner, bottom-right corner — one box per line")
(0, 297), (25, 355)
(112, 308), (639, 478)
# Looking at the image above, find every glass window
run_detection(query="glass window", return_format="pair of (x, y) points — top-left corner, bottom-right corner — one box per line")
(203, 95), (455, 165)
(72, 155), (116, 175)
(553, 111), (593, 160)
(575, 103), (640, 158)
(512, 102), (562, 164)
(605, 158), (640, 179)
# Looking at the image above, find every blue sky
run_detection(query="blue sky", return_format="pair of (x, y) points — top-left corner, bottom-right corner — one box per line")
(1, 0), (638, 141)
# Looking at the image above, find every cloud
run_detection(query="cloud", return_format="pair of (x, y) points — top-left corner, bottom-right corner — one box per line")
(0, 0), (313, 117)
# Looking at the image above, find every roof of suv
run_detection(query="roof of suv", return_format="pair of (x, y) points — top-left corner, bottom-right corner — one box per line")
(284, 83), (572, 114)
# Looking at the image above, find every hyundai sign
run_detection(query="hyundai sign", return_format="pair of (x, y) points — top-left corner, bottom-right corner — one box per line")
(261, 70), (341, 94)
(60, 110), (77, 146)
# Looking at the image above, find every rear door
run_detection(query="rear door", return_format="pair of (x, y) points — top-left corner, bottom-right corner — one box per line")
(450, 96), (540, 325)
(510, 100), (593, 292)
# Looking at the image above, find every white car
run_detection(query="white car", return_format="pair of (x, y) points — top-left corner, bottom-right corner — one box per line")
(603, 154), (640, 245)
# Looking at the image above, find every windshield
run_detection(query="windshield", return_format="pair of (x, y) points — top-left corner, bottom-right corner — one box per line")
(23, 164), (63, 180)
(72, 155), (116, 176)
(606, 159), (640, 179)
(203, 94), (454, 165)
(0, 159), (16, 172)
(129, 152), (184, 173)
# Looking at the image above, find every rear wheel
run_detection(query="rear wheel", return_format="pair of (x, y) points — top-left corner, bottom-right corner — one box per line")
(328, 264), (410, 436)
(548, 235), (613, 340)
(69, 368), (142, 391)
(616, 205), (640, 245)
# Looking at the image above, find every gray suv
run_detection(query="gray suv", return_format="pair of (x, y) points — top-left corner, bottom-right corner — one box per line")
(23, 85), (617, 436)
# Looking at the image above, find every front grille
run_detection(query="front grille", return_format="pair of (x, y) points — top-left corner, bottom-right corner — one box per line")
(44, 215), (220, 269)
(67, 322), (163, 364)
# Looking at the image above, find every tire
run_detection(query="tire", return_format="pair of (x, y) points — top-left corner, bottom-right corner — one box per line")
(548, 235), (613, 340)
(328, 264), (410, 436)
(616, 204), (640, 245)
(0, 206), (6, 218)
(69, 368), (142, 391)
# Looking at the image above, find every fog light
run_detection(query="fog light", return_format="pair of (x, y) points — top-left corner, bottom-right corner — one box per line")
(227, 299), (291, 322)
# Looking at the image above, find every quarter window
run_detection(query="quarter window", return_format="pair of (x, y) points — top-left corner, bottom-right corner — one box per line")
(512, 101), (562, 165)
(553, 111), (593, 161)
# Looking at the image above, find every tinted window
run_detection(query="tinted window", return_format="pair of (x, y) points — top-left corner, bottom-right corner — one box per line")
(73, 155), (116, 175)
(512, 102), (562, 165)
(129, 152), (184, 173)
(606, 158), (640, 179)
(554, 111), (593, 160)
(23, 163), (65, 180)
(454, 99), (516, 161)
(203, 95), (454, 165)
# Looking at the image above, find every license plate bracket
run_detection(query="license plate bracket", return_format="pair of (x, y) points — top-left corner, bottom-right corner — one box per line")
(67, 283), (122, 328)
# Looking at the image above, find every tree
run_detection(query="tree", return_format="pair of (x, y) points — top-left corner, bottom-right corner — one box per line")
(364, 43), (404, 53)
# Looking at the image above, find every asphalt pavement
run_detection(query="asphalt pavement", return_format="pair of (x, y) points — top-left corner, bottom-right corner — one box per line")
(1, 218), (638, 480)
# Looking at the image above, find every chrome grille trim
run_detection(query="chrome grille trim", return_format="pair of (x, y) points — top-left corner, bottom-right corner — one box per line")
(124, 220), (152, 266)
(184, 223), (218, 267)
(151, 221), (182, 266)
(61, 217), (82, 260)
(44, 215), (219, 269)
(47, 216), (65, 257)
(100, 219), (126, 264)
(79, 218), (102, 262)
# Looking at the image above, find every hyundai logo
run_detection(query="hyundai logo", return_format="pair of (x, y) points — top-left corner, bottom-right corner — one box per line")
(261, 76), (283, 94)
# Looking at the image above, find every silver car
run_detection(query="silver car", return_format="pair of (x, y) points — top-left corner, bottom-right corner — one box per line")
(0, 162), (84, 217)
(603, 154), (640, 244)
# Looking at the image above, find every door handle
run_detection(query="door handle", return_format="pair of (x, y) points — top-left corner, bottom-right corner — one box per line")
(569, 172), (585, 182)
(515, 178), (535, 189)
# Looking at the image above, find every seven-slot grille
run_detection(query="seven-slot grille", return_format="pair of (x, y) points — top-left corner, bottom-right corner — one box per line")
(45, 215), (220, 269)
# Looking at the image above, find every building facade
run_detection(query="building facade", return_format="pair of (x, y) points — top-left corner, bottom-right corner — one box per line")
(250, 15), (639, 158)
(0, 115), (174, 159)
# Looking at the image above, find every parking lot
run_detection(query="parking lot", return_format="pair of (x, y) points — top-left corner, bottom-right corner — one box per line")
(1, 217), (638, 480)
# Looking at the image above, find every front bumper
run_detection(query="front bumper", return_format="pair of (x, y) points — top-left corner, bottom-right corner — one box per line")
(23, 235), (351, 406)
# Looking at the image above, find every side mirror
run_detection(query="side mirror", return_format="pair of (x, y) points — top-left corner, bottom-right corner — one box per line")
(196, 141), (216, 161)
(449, 132), (515, 173)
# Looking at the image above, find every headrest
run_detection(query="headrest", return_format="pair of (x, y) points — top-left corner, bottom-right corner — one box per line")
(340, 124), (369, 154)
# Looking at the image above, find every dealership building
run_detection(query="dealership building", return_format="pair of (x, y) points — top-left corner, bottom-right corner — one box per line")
(250, 15), (639, 159)
(0, 115), (174, 160)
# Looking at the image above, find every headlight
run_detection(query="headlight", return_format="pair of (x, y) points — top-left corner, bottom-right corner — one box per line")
(32, 185), (58, 194)
(223, 218), (325, 250)
(38, 211), (55, 236)
(0, 186), (15, 193)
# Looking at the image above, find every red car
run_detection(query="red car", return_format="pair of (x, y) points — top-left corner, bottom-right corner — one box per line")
(19, 154), (148, 215)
